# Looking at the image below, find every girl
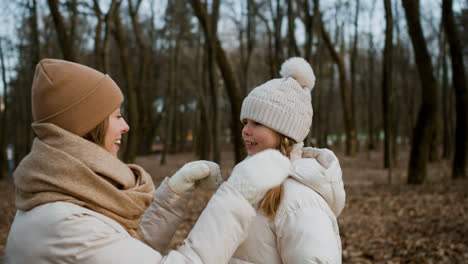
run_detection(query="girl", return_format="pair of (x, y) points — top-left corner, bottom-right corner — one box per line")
(5, 58), (291, 264)
(230, 57), (346, 263)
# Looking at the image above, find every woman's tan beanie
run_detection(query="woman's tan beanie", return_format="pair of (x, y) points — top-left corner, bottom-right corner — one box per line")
(32, 58), (123, 136)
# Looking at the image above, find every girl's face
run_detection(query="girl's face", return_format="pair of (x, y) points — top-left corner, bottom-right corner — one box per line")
(242, 119), (281, 156)
(104, 108), (130, 157)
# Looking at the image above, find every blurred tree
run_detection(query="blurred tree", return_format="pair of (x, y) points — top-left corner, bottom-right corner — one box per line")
(254, 4), (276, 79)
(92, 0), (118, 73)
(440, 36), (452, 160)
(270, 0), (284, 74)
(238, 0), (257, 97)
(112, 1), (139, 163)
(46, 0), (76, 61)
(365, 0), (377, 151)
(382, 0), (393, 182)
(315, 0), (357, 156)
(443, 0), (468, 179)
(0, 39), (8, 179)
(127, 0), (152, 155)
(189, 0), (246, 163)
(286, 0), (299, 57)
(350, 0), (360, 144)
(402, 0), (438, 184)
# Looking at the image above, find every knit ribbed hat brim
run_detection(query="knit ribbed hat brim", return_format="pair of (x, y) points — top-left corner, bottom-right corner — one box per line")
(32, 59), (123, 136)
(240, 57), (315, 142)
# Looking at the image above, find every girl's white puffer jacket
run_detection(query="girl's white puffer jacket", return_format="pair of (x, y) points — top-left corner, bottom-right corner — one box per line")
(230, 147), (346, 264)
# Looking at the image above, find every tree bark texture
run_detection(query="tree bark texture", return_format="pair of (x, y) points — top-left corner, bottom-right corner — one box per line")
(270, 0), (284, 74)
(256, 12), (276, 79)
(47, 0), (76, 61)
(0, 41), (8, 179)
(367, 33), (376, 151)
(287, 0), (300, 57)
(317, 0), (357, 156)
(207, 0), (221, 163)
(441, 43), (452, 159)
(402, 0), (438, 184)
(351, 0), (360, 133)
(189, 0), (246, 163)
(382, 0), (394, 174)
(442, 0), (468, 179)
(128, 0), (152, 155)
(113, 3), (138, 163)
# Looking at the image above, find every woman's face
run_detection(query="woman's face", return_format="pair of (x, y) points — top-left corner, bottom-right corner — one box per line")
(242, 119), (280, 156)
(104, 108), (129, 157)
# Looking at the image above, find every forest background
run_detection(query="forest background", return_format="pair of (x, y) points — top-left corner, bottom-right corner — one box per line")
(0, 0), (467, 262)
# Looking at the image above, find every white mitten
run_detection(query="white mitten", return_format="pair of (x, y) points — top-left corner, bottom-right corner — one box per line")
(301, 147), (345, 216)
(168, 161), (223, 195)
(302, 147), (337, 169)
(227, 149), (291, 203)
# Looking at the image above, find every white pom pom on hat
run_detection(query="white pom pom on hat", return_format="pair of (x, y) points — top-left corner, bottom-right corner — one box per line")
(240, 57), (315, 143)
(280, 57), (316, 91)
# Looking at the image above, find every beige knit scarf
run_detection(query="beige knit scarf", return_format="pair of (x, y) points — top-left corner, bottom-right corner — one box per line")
(14, 123), (155, 240)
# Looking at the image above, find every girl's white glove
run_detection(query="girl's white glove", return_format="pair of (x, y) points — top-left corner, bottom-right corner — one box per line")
(227, 149), (291, 203)
(168, 161), (223, 195)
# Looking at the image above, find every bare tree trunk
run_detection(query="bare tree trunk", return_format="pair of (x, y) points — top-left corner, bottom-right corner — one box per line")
(103, 1), (117, 73)
(256, 12), (276, 78)
(316, 0), (357, 156)
(382, 0), (393, 183)
(367, 33), (376, 151)
(441, 43), (451, 159)
(350, 0), (360, 141)
(161, 37), (178, 164)
(366, 0), (377, 151)
(47, 0), (76, 61)
(112, 3), (138, 163)
(189, 0), (246, 163)
(302, 0), (317, 62)
(68, 0), (78, 50)
(208, 0), (221, 163)
(442, 0), (468, 179)
(286, 0), (300, 57)
(92, 0), (104, 71)
(128, 0), (152, 155)
(30, 0), (40, 64)
(160, 85), (172, 165)
(392, 0), (401, 164)
(0, 40), (8, 179)
(402, 0), (438, 184)
(270, 0), (284, 74)
(195, 41), (211, 160)
(240, 0), (256, 97)
(92, 0), (117, 73)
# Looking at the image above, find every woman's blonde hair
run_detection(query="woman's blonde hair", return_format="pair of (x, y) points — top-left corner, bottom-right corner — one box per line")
(258, 135), (296, 219)
(83, 118), (109, 146)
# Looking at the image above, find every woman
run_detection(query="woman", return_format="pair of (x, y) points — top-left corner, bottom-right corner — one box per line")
(5, 58), (292, 263)
(230, 57), (346, 263)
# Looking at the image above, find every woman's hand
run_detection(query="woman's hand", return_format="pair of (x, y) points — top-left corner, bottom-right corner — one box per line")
(168, 161), (223, 195)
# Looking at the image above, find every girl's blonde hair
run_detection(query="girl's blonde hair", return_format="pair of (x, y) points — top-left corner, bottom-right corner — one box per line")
(83, 118), (109, 146)
(258, 135), (296, 219)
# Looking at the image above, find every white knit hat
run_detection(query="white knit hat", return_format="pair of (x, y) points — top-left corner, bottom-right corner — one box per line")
(240, 57), (315, 143)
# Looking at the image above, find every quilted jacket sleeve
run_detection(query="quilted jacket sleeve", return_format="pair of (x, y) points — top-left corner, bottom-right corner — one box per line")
(275, 205), (341, 264)
(159, 182), (256, 263)
(140, 177), (191, 252)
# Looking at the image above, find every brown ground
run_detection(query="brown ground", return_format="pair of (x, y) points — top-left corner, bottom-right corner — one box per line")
(0, 146), (467, 263)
